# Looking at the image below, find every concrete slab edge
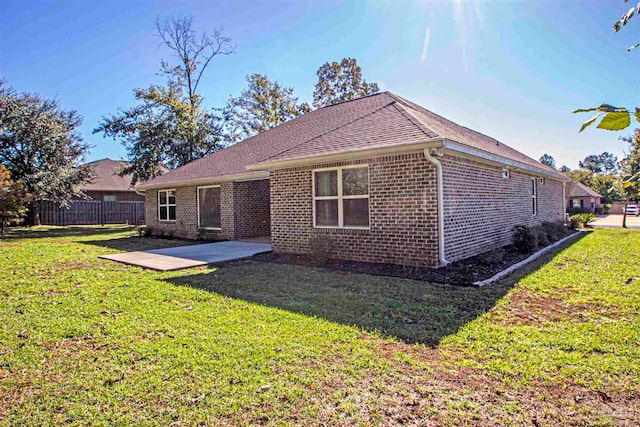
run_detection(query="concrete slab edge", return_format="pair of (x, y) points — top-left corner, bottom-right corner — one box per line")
(472, 231), (583, 287)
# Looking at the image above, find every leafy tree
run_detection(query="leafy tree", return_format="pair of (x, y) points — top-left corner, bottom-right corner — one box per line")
(574, 1), (640, 132)
(559, 165), (572, 173)
(566, 153), (622, 204)
(223, 74), (309, 143)
(0, 82), (91, 223)
(95, 16), (234, 184)
(539, 153), (556, 169)
(0, 165), (31, 235)
(618, 129), (640, 226)
(578, 152), (618, 174)
(312, 58), (380, 108)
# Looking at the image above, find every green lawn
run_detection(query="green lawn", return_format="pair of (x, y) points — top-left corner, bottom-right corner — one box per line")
(0, 226), (639, 425)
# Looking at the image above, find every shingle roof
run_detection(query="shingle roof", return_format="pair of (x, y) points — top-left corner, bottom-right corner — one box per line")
(569, 182), (602, 198)
(140, 92), (565, 188)
(84, 158), (136, 192)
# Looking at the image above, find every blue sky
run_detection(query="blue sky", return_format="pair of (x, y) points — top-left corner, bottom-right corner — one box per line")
(1, 0), (638, 169)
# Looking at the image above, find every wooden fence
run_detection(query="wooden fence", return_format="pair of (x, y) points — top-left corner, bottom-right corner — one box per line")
(37, 200), (145, 226)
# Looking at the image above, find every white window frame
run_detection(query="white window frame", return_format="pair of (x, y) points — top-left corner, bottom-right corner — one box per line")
(197, 185), (222, 230)
(158, 189), (176, 222)
(531, 178), (538, 216)
(312, 164), (370, 229)
(502, 168), (510, 179)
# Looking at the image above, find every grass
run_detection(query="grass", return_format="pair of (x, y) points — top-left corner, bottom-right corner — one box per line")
(0, 225), (639, 425)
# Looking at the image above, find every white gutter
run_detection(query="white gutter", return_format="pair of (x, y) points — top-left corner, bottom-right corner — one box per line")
(134, 189), (146, 196)
(135, 171), (270, 190)
(562, 182), (567, 222)
(441, 139), (570, 182)
(424, 148), (449, 266)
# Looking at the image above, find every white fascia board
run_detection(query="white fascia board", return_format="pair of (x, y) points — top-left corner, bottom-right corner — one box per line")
(441, 139), (570, 182)
(135, 171), (270, 190)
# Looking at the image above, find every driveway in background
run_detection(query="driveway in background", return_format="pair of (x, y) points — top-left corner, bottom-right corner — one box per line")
(590, 214), (640, 229)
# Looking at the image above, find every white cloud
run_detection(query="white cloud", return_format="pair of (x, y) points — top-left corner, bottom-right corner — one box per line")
(420, 26), (431, 64)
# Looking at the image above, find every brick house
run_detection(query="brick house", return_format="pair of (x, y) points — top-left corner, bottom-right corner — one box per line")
(567, 182), (604, 214)
(137, 92), (569, 267)
(83, 158), (145, 202)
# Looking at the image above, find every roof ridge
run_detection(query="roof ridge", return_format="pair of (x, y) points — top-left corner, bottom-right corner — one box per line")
(314, 91), (390, 110)
(259, 98), (398, 163)
(388, 93), (501, 144)
(391, 102), (440, 139)
(388, 93), (563, 177)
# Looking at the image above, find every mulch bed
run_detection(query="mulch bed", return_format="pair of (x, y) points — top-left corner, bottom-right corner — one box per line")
(254, 231), (579, 286)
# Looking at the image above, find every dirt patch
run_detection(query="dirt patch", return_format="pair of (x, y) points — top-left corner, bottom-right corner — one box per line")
(255, 232), (579, 286)
(488, 288), (617, 326)
(308, 340), (640, 426)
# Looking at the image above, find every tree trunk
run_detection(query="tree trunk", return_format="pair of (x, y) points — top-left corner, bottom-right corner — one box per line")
(622, 199), (628, 228)
(27, 201), (40, 227)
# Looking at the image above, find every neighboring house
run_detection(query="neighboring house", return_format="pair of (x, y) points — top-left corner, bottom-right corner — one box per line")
(567, 182), (603, 214)
(137, 92), (569, 267)
(83, 158), (144, 202)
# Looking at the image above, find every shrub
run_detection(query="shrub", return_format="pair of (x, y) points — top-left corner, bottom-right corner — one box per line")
(541, 221), (566, 241)
(476, 246), (506, 265)
(512, 225), (537, 253)
(308, 235), (334, 265)
(569, 213), (596, 229)
(532, 225), (549, 247)
(135, 225), (150, 237)
(567, 207), (593, 215)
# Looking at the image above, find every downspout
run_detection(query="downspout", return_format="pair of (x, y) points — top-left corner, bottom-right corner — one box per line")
(424, 148), (449, 266)
(135, 189), (146, 197)
(562, 182), (567, 223)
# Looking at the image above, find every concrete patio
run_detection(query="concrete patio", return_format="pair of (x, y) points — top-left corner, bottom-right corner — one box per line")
(99, 240), (272, 271)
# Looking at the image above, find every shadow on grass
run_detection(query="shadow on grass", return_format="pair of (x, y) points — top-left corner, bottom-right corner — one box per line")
(3, 225), (133, 240)
(164, 235), (584, 346)
(78, 235), (208, 253)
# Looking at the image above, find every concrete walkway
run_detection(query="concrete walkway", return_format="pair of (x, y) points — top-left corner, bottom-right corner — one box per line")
(100, 240), (272, 271)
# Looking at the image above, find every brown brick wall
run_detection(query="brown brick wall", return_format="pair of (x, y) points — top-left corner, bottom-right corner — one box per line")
(233, 179), (271, 239)
(441, 155), (565, 262)
(144, 179), (270, 240)
(270, 153), (440, 267)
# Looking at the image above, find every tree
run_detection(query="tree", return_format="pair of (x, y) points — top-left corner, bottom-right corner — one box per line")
(565, 152), (622, 204)
(0, 165), (30, 235)
(618, 129), (640, 227)
(0, 82), (91, 223)
(574, 1), (640, 132)
(222, 74), (309, 143)
(312, 58), (380, 108)
(559, 165), (572, 173)
(578, 152), (618, 174)
(95, 16), (234, 184)
(539, 153), (557, 169)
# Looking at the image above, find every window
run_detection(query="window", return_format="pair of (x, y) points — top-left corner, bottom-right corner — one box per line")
(158, 189), (176, 221)
(572, 199), (581, 208)
(531, 178), (537, 215)
(502, 169), (510, 179)
(313, 165), (369, 228)
(198, 186), (221, 229)
(103, 195), (116, 202)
